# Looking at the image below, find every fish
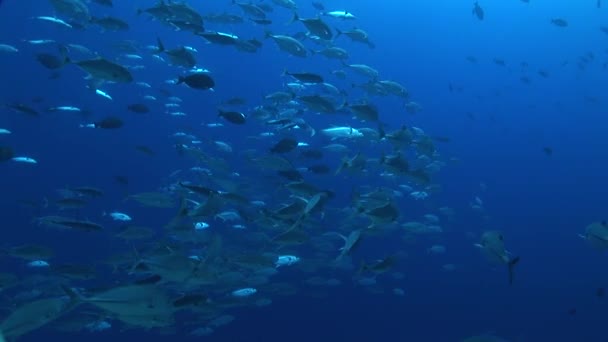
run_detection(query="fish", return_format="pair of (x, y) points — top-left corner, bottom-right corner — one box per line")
(11, 157), (37, 164)
(290, 13), (332, 40)
(197, 31), (239, 45)
(335, 28), (374, 48)
(218, 110), (246, 124)
(551, 18), (568, 27)
(265, 32), (308, 57)
(323, 10), (356, 20)
(271, 0), (297, 10)
(0, 290), (80, 340)
(232, 0), (266, 19)
(472, 2), (484, 20)
(127, 103), (150, 114)
(475, 231), (520, 285)
(270, 138), (298, 153)
(38, 216), (104, 232)
(580, 221), (608, 249)
(283, 70), (324, 83)
(92, 116), (123, 129)
(105, 212), (132, 221)
(156, 38), (196, 68)
(232, 288), (257, 297)
(27, 260), (50, 268)
(66, 57), (133, 83)
(0, 44), (18, 53)
(275, 255), (300, 267)
(90, 16), (129, 31)
(321, 127), (364, 139)
(33, 16), (73, 29)
(177, 73), (215, 90)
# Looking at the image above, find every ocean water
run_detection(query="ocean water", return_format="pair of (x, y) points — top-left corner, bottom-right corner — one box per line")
(1, 0), (607, 341)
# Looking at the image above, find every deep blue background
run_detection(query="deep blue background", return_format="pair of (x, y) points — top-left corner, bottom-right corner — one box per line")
(1, 0), (607, 341)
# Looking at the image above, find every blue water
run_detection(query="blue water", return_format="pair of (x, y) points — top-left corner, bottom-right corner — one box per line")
(1, 0), (607, 341)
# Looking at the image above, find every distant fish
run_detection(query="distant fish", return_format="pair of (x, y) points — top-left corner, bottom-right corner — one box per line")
(105, 211), (132, 221)
(472, 2), (484, 20)
(475, 231), (520, 285)
(551, 18), (568, 27)
(12, 156), (37, 164)
(218, 110), (246, 124)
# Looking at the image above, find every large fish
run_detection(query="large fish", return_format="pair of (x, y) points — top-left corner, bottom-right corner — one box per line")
(66, 57), (133, 83)
(475, 231), (520, 285)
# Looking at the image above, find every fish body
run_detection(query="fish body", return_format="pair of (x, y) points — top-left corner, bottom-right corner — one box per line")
(177, 73), (215, 90)
(275, 255), (300, 267)
(0, 129), (10, 134)
(551, 18), (568, 27)
(265, 33), (308, 57)
(321, 127), (363, 139)
(106, 212), (132, 221)
(323, 10), (356, 19)
(34, 16), (73, 28)
(0, 44), (18, 53)
(12, 157), (37, 164)
(71, 57), (133, 83)
(48, 106), (81, 112)
(218, 110), (246, 124)
(475, 231), (520, 285)
(472, 2), (484, 20)
(194, 222), (210, 230)
(291, 14), (332, 40)
(95, 89), (113, 101)
(27, 260), (50, 268)
(232, 288), (257, 297)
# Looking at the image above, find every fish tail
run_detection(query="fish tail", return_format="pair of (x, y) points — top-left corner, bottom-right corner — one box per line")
(60, 284), (84, 304)
(156, 37), (165, 53)
(176, 76), (185, 84)
(335, 27), (343, 37)
(357, 261), (368, 275)
(290, 11), (299, 24)
(508, 256), (520, 285)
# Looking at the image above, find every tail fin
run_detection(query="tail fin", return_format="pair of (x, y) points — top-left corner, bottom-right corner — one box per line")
(508, 256), (520, 285)
(156, 37), (165, 53)
(289, 12), (299, 24)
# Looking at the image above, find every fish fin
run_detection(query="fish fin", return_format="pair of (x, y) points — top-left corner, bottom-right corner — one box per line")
(60, 284), (84, 304)
(289, 11), (299, 24)
(508, 256), (520, 285)
(156, 37), (165, 53)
